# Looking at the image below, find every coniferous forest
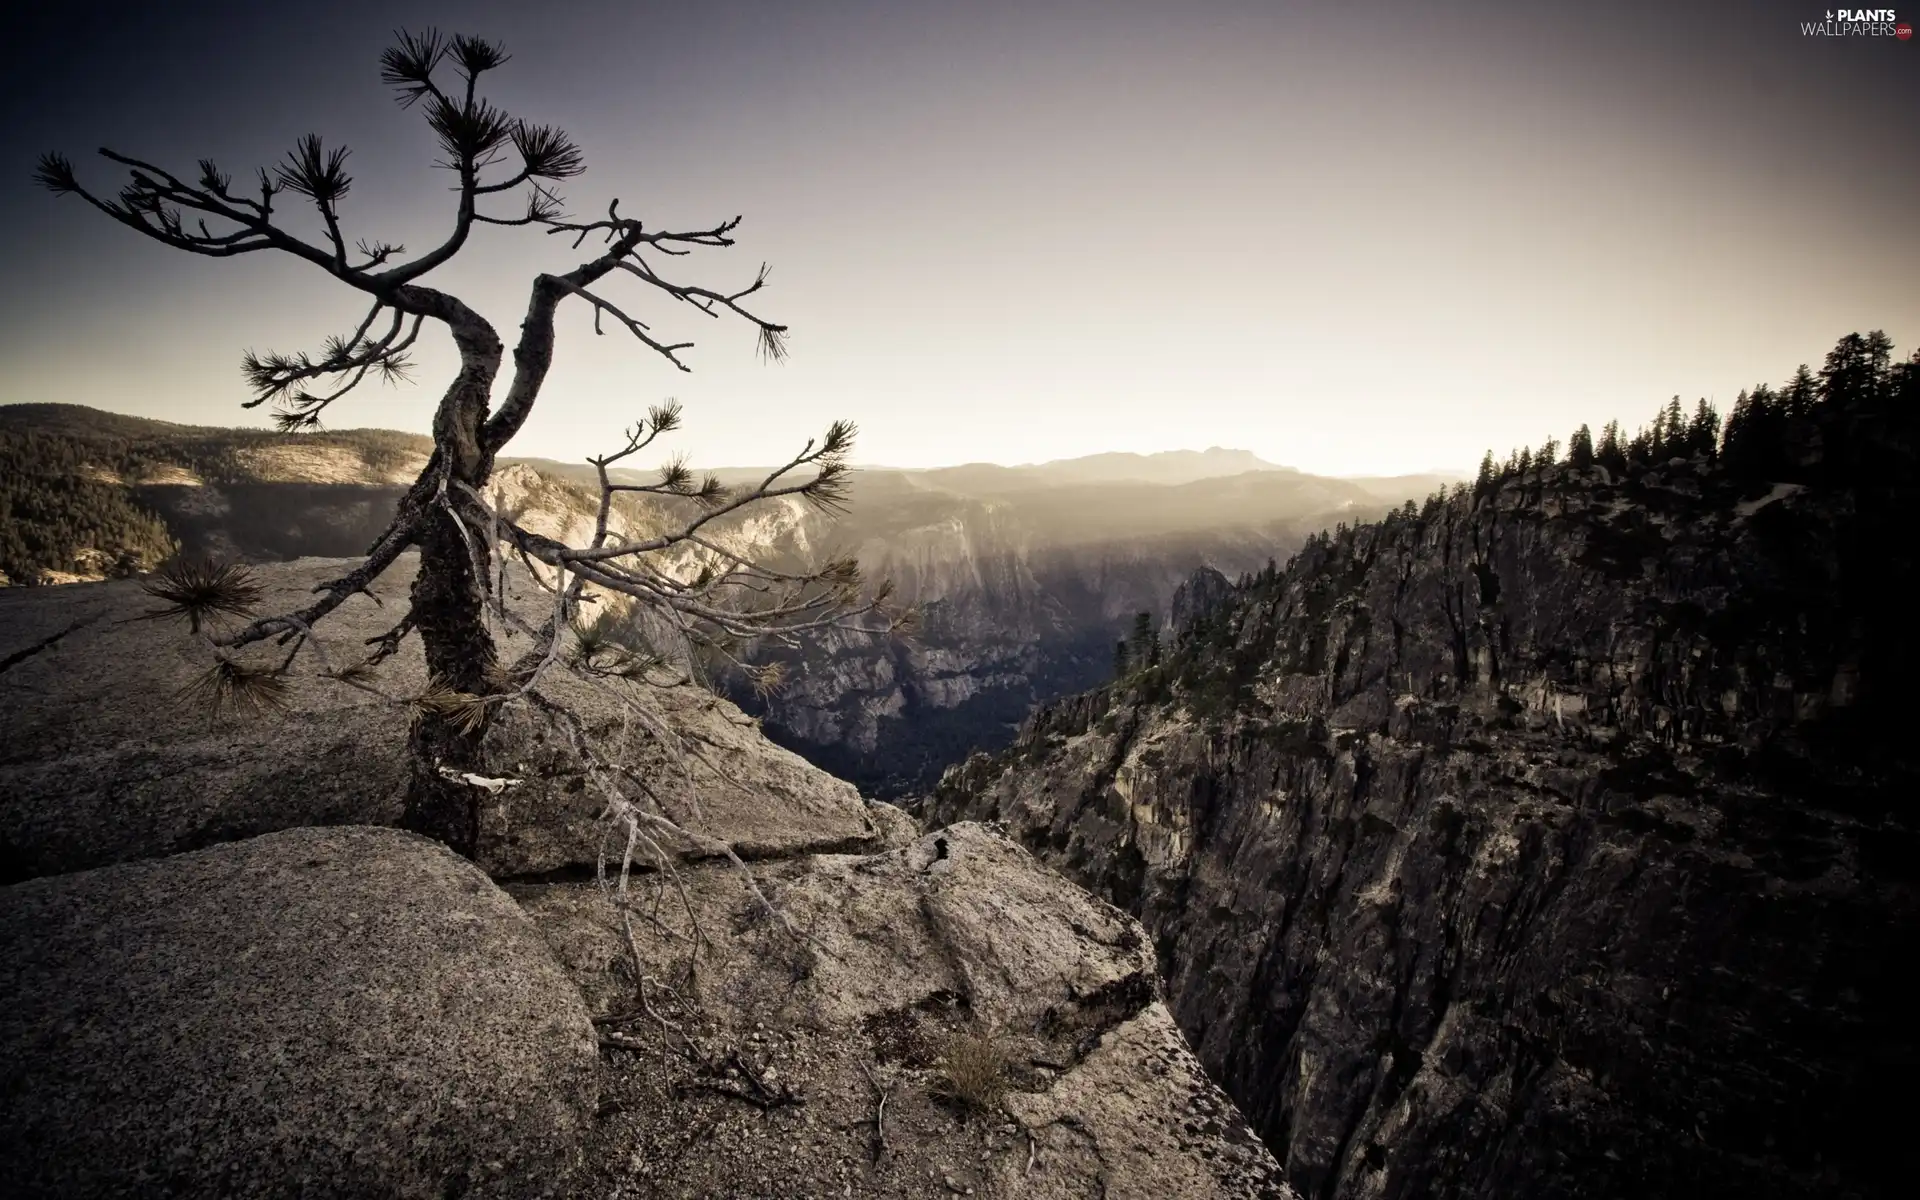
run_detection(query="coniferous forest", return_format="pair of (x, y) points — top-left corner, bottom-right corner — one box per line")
(932, 331), (1916, 1198)
(0, 429), (177, 582)
(0, 408), (428, 583)
(1115, 331), (1917, 799)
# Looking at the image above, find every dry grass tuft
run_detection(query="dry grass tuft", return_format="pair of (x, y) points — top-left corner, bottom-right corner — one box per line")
(932, 1029), (1010, 1115)
(325, 659), (382, 687)
(745, 660), (787, 699)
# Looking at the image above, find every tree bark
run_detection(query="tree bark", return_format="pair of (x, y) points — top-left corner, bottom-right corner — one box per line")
(398, 297), (505, 859)
(404, 509), (497, 856)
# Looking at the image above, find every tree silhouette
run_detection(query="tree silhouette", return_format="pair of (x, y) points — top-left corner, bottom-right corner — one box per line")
(1784, 364), (1818, 418)
(1567, 424), (1594, 469)
(1686, 399), (1719, 458)
(1474, 451), (1496, 495)
(35, 30), (904, 857)
(1661, 396), (1686, 451)
(1597, 420), (1625, 470)
(1627, 422), (1653, 466)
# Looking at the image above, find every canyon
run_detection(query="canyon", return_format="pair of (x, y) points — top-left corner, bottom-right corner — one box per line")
(0, 403), (1445, 793)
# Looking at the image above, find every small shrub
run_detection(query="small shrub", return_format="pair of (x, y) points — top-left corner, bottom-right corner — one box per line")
(932, 1029), (1010, 1114)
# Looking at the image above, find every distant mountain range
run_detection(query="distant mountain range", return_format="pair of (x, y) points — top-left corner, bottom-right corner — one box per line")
(0, 402), (1454, 790)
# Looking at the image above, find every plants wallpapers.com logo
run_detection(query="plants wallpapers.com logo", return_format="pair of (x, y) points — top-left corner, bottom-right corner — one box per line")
(1801, 8), (1912, 36)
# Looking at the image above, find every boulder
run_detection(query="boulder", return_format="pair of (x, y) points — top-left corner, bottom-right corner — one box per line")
(470, 666), (878, 879)
(0, 825), (599, 1198)
(0, 554), (880, 883)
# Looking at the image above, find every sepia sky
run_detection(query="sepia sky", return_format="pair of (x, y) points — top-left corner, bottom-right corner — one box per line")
(1, 0), (1914, 475)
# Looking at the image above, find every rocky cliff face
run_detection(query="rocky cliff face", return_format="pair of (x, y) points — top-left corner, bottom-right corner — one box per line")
(745, 528), (1288, 795)
(926, 391), (1917, 1198)
(731, 467), (1433, 795)
(1166, 565), (1235, 639)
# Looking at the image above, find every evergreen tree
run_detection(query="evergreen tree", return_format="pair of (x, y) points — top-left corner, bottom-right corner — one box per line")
(1474, 450), (1496, 494)
(1627, 425), (1653, 466)
(1721, 390), (1751, 459)
(1863, 329), (1895, 395)
(1723, 384), (1781, 480)
(1568, 423), (1595, 469)
(1890, 348), (1920, 401)
(1662, 396), (1686, 450)
(1784, 364), (1818, 417)
(1597, 420), (1624, 469)
(1687, 398), (1719, 458)
(1818, 332), (1895, 407)
(1113, 638), (1130, 679)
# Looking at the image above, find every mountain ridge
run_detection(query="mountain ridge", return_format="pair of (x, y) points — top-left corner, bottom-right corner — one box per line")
(921, 332), (1918, 1198)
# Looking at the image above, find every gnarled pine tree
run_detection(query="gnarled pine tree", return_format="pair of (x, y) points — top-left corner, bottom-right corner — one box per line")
(35, 30), (902, 858)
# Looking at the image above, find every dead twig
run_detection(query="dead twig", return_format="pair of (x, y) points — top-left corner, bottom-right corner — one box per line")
(677, 1047), (804, 1111)
(855, 1061), (893, 1163)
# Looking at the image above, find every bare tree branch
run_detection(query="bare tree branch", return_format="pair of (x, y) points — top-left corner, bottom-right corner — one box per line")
(38, 27), (891, 872)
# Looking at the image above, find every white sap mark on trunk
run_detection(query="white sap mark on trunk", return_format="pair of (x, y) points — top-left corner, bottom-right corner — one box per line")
(438, 767), (523, 794)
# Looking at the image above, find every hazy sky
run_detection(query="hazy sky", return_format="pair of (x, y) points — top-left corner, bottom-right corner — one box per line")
(2, 0), (1914, 475)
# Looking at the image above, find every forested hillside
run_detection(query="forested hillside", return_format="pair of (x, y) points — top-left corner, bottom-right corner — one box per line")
(0, 406), (429, 583)
(0, 430), (177, 583)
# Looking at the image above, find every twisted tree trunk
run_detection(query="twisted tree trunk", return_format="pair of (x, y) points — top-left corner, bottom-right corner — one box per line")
(399, 301), (506, 858)
(40, 30), (802, 866)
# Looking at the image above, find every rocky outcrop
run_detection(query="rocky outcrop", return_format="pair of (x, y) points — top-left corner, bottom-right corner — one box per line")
(1167, 565), (1235, 638)
(0, 825), (600, 1198)
(928, 443), (1917, 1197)
(0, 554), (879, 884)
(0, 555), (1293, 1197)
(519, 821), (1292, 1198)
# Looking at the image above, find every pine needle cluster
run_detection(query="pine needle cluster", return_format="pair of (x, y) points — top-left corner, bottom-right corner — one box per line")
(140, 557), (263, 633)
(178, 659), (290, 718)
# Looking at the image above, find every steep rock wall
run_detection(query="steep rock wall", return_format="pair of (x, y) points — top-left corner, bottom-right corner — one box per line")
(928, 446), (1916, 1198)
